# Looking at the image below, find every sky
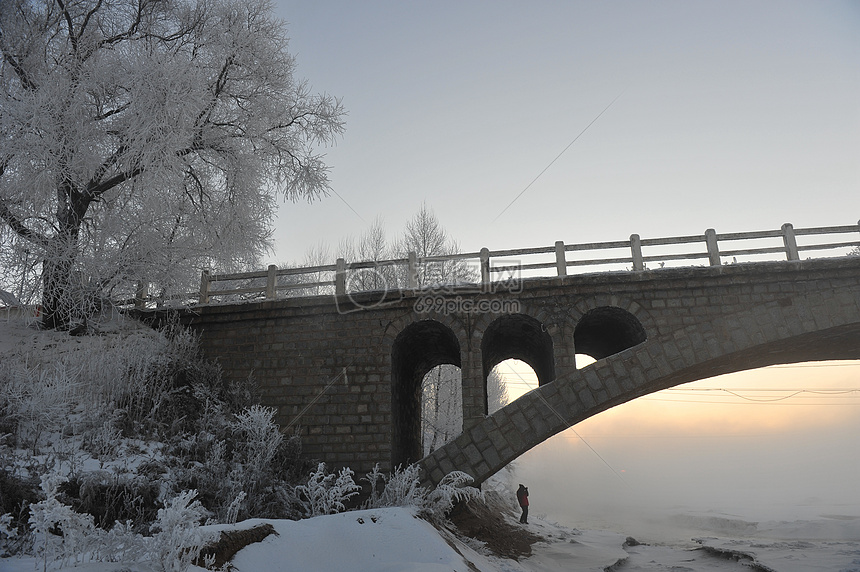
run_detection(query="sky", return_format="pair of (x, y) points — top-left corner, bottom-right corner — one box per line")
(269, 0), (859, 264)
(268, 0), (860, 533)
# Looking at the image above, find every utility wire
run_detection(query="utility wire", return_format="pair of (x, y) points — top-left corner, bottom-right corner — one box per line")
(768, 362), (860, 368)
(667, 387), (860, 392)
(492, 89), (627, 223)
(499, 362), (629, 486)
(329, 188), (366, 223)
(284, 360), (356, 432)
(642, 397), (858, 406)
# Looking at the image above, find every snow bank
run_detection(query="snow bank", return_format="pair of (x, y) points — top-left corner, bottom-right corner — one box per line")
(5, 502), (860, 571)
(198, 507), (497, 572)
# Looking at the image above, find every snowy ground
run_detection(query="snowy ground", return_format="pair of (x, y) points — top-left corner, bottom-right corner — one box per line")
(2, 314), (859, 571)
(4, 505), (860, 571)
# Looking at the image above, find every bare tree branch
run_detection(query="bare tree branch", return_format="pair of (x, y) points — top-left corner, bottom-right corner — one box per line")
(54, 0), (80, 57)
(0, 199), (49, 250)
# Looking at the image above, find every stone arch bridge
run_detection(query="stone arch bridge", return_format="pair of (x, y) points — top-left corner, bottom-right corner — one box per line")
(160, 256), (860, 487)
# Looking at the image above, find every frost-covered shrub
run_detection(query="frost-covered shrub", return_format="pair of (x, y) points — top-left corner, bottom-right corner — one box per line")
(0, 318), (237, 449)
(225, 491), (247, 525)
(423, 471), (483, 522)
(146, 490), (215, 572)
(26, 476), (208, 571)
(295, 462), (361, 516)
(363, 463), (385, 508)
(230, 405), (283, 488)
(112, 324), (248, 439)
(53, 325), (169, 429)
(1, 315), (312, 558)
(165, 406), (309, 522)
(29, 474), (99, 568)
(0, 465), (40, 540)
(80, 420), (124, 462)
(363, 464), (483, 523)
(96, 519), (147, 563)
(59, 471), (160, 532)
(0, 364), (78, 453)
(169, 404), (308, 523)
(224, 405), (292, 519)
(0, 512), (20, 556)
(364, 464), (427, 509)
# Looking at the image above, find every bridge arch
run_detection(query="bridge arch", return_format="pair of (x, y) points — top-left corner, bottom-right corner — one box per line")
(419, 285), (860, 488)
(391, 319), (462, 469)
(574, 306), (647, 361)
(481, 313), (554, 413)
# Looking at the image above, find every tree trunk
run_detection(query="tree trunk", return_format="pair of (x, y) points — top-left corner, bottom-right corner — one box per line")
(41, 255), (75, 330)
(41, 190), (89, 330)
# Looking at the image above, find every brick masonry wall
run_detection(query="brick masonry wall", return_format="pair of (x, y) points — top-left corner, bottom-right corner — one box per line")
(172, 257), (860, 481)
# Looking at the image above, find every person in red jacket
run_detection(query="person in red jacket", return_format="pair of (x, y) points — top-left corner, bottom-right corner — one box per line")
(516, 484), (529, 524)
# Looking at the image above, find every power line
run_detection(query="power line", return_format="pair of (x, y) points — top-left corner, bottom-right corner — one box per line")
(662, 388), (859, 403)
(491, 89), (627, 223)
(667, 387), (860, 392)
(329, 188), (366, 223)
(496, 358), (860, 405)
(641, 397), (860, 406)
(499, 361), (628, 485)
(767, 362), (860, 368)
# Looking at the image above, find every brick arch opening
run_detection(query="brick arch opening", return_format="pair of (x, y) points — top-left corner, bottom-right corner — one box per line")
(574, 306), (647, 360)
(481, 314), (554, 413)
(391, 320), (461, 469)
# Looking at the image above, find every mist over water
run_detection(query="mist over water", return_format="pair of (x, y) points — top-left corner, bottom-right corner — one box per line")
(504, 362), (860, 546)
(514, 429), (860, 543)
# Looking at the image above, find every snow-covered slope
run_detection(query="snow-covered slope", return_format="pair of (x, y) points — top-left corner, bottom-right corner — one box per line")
(201, 507), (499, 572)
(2, 317), (860, 572)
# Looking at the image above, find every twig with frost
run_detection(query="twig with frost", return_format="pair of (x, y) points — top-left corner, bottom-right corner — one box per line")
(295, 462), (361, 516)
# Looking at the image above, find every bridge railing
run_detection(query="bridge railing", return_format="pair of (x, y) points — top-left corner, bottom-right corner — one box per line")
(132, 221), (860, 307)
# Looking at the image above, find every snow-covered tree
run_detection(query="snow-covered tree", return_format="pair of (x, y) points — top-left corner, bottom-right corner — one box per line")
(0, 0), (344, 328)
(394, 204), (510, 454)
(396, 202), (472, 288)
(421, 364), (461, 455)
(340, 216), (397, 292)
(487, 368), (509, 414)
(422, 367), (508, 455)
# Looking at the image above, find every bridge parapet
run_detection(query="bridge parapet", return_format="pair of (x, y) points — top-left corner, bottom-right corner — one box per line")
(130, 221), (859, 309)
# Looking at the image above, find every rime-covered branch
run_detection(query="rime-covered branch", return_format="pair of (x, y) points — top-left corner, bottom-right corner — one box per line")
(0, 198), (50, 250)
(0, 0), (345, 328)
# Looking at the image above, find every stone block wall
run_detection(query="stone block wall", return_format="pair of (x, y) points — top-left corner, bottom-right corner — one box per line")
(171, 257), (860, 479)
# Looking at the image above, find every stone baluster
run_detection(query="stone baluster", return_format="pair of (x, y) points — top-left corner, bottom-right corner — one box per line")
(705, 228), (720, 266)
(266, 265), (278, 299)
(630, 234), (644, 271)
(555, 241), (567, 277)
(199, 270), (210, 304)
(335, 258), (346, 296)
(480, 248), (491, 288)
(782, 223), (800, 261)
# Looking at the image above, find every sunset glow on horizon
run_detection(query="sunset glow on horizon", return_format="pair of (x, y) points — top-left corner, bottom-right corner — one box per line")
(496, 358), (860, 438)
